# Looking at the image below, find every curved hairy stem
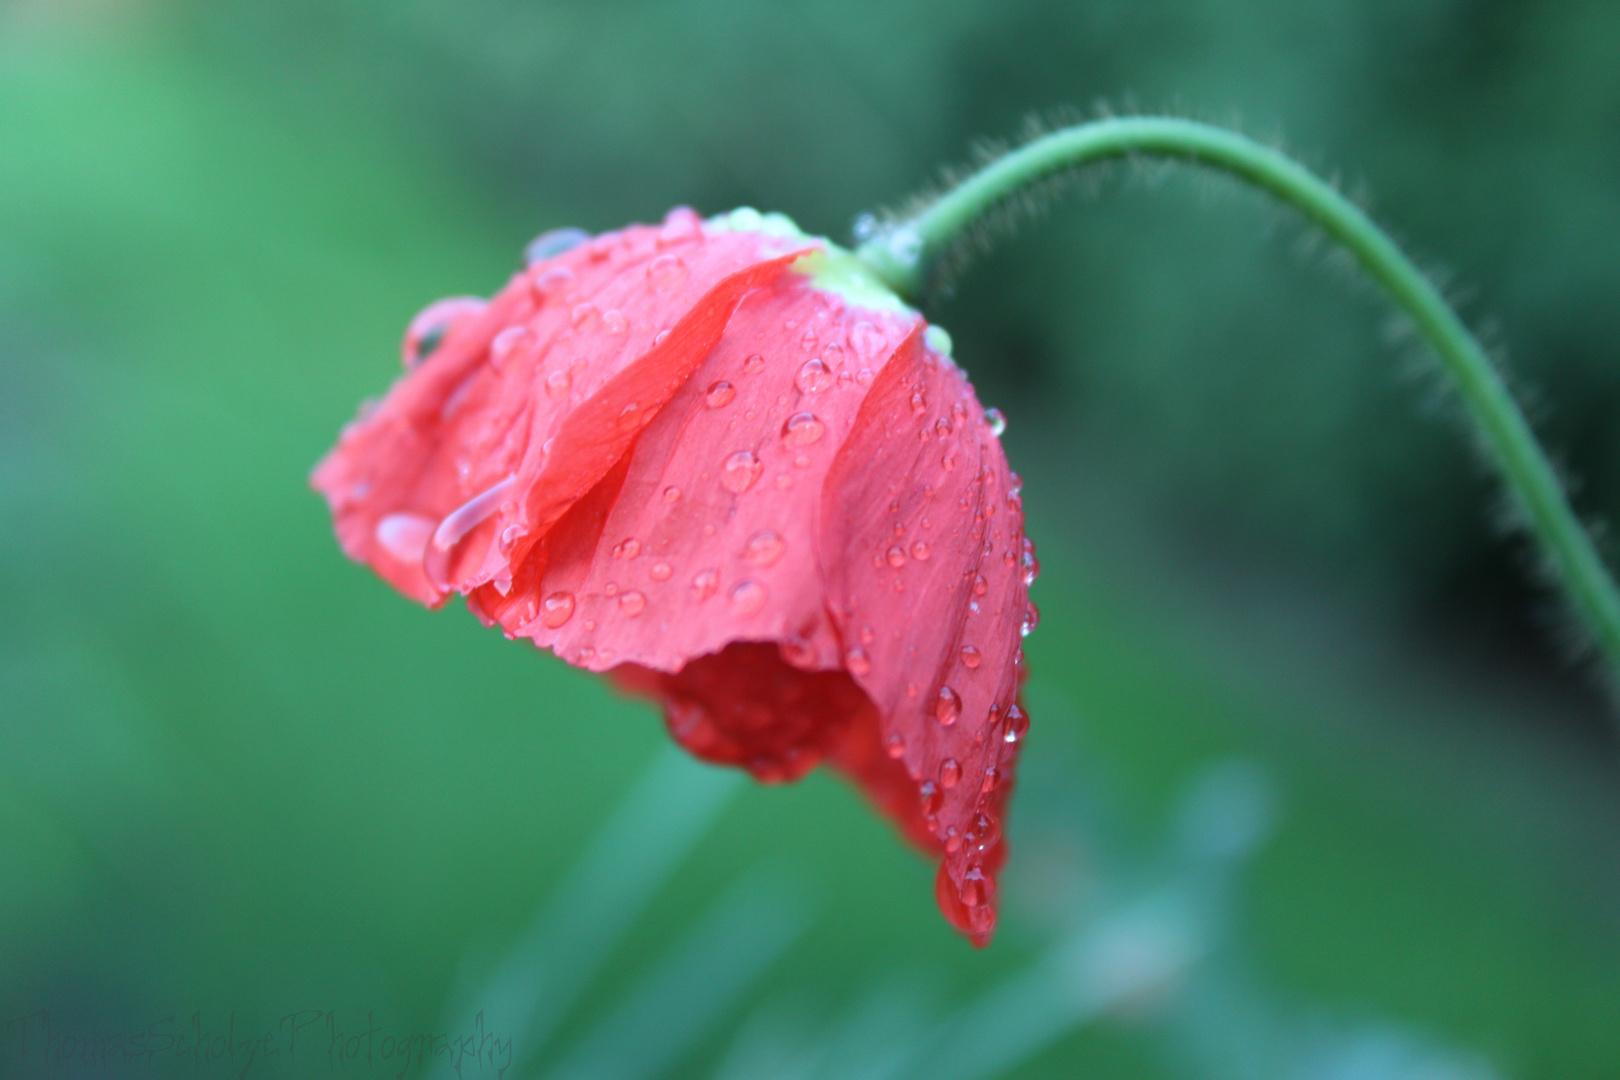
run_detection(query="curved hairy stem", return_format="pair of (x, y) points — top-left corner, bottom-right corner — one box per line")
(856, 116), (1620, 695)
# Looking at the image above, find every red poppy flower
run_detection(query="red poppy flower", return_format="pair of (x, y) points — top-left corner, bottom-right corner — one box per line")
(312, 207), (1036, 944)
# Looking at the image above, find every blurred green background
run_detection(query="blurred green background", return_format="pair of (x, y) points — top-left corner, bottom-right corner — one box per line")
(3, 0), (1619, 1077)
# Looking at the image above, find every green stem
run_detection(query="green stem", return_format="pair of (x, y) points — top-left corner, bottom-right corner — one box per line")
(857, 116), (1620, 695)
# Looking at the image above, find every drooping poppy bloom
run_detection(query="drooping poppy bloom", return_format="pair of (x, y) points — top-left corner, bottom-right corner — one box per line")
(312, 207), (1037, 944)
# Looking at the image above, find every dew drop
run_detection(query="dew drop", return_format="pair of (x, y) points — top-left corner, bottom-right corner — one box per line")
(423, 476), (517, 592)
(720, 450), (762, 493)
(1020, 601), (1040, 637)
(646, 253), (687, 290)
(663, 485), (682, 504)
(545, 369), (571, 400)
(883, 732), (905, 758)
(657, 206), (702, 245)
(944, 827), (962, 854)
(959, 866), (991, 908)
(845, 647), (872, 677)
(744, 529), (785, 566)
(935, 686), (961, 726)
(618, 590), (646, 616)
(602, 309), (628, 334)
(653, 329), (671, 346)
(959, 644), (981, 669)
(973, 573), (989, 596)
(781, 412), (825, 446)
(530, 265), (575, 297)
(856, 367), (875, 387)
(985, 407), (1007, 437)
(570, 302), (599, 329)
(940, 758), (961, 789)
(910, 540), (931, 561)
(1021, 537), (1039, 586)
(728, 578), (767, 615)
(885, 545), (906, 568)
(910, 389), (927, 416)
(499, 522), (527, 551)
(613, 537), (641, 559)
(919, 781), (943, 816)
(743, 353), (766, 374)
(705, 381), (736, 408)
(541, 591), (576, 628)
(649, 561), (673, 581)
(374, 513), (435, 564)
(490, 325), (529, 370)
(795, 358), (833, 394)
(934, 416), (953, 439)
(981, 766), (999, 794)
(691, 568), (719, 600)
(1003, 703), (1029, 744)
(849, 320), (886, 359)
(617, 402), (642, 431)
(525, 227), (590, 265)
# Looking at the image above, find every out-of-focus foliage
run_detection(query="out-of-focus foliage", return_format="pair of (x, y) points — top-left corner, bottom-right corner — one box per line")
(2, 1), (1618, 1078)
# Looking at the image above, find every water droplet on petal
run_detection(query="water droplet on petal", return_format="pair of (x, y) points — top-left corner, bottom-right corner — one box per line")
(910, 390), (927, 416)
(570, 302), (599, 329)
(795, 358), (832, 394)
(886, 545), (906, 568)
(973, 574), (988, 596)
(524, 227), (590, 264)
(910, 540), (931, 561)
(856, 367), (875, 387)
(959, 865), (991, 908)
(617, 402), (642, 431)
(662, 485), (682, 504)
(545, 369), (571, 399)
(944, 827), (962, 854)
(613, 537), (641, 560)
(658, 206), (702, 245)
(981, 766), (999, 794)
(530, 265), (575, 297)
(499, 522), (527, 551)
(920, 781), (943, 816)
(985, 407), (1007, 436)
(618, 590), (646, 616)
(1021, 537), (1040, 585)
(743, 353), (766, 374)
(490, 325), (529, 370)
(883, 732), (905, 758)
(720, 450), (762, 493)
(935, 686), (961, 726)
(1021, 601), (1040, 637)
(781, 412), (825, 446)
(646, 253), (687, 290)
(649, 561), (672, 581)
(705, 381), (736, 408)
(849, 321), (887, 359)
(940, 758), (961, 788)
(728, 578), (767, 615)
(691, 568), (719, 600)
(541, 591), (576, 628)
(1003, 703), (1029, 743)
(602, 308), (628, 334)
(744, 529), (785, 566)
(423, 476), (518, 592)
(404, 297), (487, 369)
(653, 329), (671, 346)
(959, 644), (981, 669)
(375, 513), (435, 564)
(846, 647), (872, 677)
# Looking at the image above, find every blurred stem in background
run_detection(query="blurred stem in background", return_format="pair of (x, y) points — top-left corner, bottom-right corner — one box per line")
(857, 118), (1620, 713)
